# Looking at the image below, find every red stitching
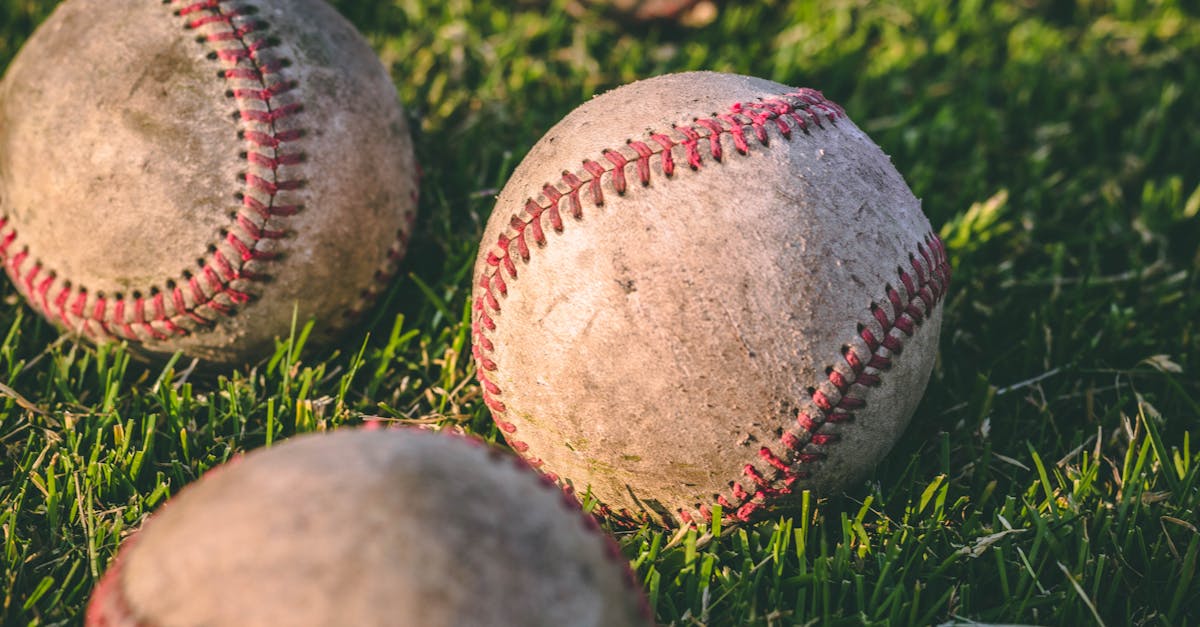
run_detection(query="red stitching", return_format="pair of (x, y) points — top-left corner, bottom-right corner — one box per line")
(0, 1), (315, 345)
(239, 102), (302, 124)
(187, 11), (246, 30)
(499, 449), (650, 617)
(471, 88), (950, 528)
(83, 535), (155, 627)
(713, 232), (949, 525)
(0, 219), (14, 255)
(176, 0), (219, 16)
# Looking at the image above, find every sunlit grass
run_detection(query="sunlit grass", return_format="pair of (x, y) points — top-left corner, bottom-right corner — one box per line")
(2, 0), (1198, 624)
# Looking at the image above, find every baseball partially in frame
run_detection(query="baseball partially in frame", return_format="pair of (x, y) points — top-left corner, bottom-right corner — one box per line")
(472, 71), (950, 528)
(84, 428), (651, 626)
(0, 0), (418, 365)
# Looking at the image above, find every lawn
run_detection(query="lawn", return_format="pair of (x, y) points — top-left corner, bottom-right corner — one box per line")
(2, 0), (1199, 625)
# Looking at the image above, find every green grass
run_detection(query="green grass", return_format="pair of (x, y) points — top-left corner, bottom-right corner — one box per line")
(2, 0), (1199, 624)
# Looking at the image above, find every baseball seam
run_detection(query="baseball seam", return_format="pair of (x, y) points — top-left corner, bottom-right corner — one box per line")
(85, 532), (153, 627)
(471, 89), (951, 528)
(484, 436), (654, 622)
(681, 233), (950, 525)
(1, 0), (300, 342)
(0, 0), (409, 348)
(85, 453), (247, 627)
(369, 425), (653, 620)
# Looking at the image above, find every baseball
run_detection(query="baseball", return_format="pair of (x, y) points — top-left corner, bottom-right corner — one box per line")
(0, 0), (418, 365)
(471, 71), (950, 528)
(85, 428), (651, 626)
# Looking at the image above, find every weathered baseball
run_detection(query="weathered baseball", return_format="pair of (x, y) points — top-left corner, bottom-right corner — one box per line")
(85, 428), (651, 626)
(0, 0), (417, 365)
(471, 71), (950, 528)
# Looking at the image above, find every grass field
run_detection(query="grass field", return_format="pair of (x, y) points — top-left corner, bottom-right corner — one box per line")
(2, 0), (1199, 624)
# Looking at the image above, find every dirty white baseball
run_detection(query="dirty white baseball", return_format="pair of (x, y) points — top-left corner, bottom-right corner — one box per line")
(472, 72), (950, 528)
(0, 0), (418, 365)
(85, 428), (650, 626)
